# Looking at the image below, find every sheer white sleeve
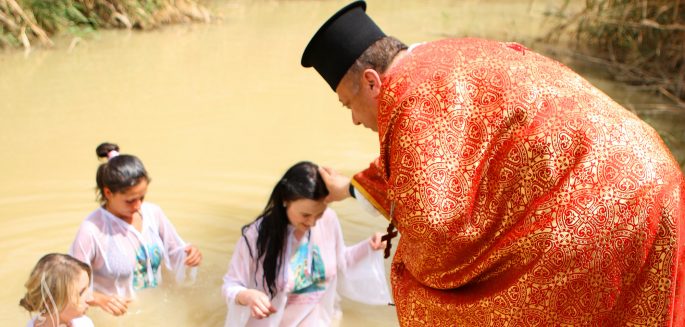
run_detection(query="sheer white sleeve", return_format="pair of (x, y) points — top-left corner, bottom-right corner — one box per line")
(352, 187), (384, 218)
(222, 234), (252, 327)
(154, 206), (196, 284)
(69, 223), (96, 266)
(331, 210), (392, 305)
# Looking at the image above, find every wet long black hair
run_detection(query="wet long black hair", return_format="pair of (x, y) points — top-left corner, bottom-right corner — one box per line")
(242, 161), (329, 298)
(95, 142), (149, 204)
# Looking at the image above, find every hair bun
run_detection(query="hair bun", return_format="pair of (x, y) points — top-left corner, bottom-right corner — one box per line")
(95, 142), (120, 159)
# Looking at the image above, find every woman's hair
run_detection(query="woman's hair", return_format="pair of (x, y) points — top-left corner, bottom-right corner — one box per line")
(95, 142), (150, 204)
(242, 161), (329, 298)
(19, 253), (91, 323)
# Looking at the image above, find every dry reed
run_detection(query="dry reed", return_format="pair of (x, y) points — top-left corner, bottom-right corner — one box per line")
(544, 0), (684, 106)
(0, 0), (210, 49)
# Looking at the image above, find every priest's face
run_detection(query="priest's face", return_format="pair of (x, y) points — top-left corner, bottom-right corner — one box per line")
(336, 70), (379, 132)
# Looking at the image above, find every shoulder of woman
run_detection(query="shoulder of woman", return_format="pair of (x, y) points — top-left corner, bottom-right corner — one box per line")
(232, 219), (258, 245)
(86, 206), (106, 221)
(141, 202), (167, 222)
(323, 207), (338, 220)
(319, 207), (340, 227)
(80, 213), (104, 232)
(141, 201), (161, 212)
(243, 219), (261, 237)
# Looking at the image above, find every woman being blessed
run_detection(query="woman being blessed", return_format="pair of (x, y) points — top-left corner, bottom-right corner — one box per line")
(222, 161), (391, 326)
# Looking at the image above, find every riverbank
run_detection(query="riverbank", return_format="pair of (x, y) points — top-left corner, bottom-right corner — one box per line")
(0, 0), (210, 49)
(543, 0), (684, 104)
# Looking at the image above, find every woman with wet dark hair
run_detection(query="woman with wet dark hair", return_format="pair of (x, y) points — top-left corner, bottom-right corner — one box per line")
(222, 161), (391, 327)
(70, 142), (202, 317)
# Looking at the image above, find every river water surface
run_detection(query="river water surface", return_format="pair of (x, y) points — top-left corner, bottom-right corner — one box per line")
(1, 0), (682, 326)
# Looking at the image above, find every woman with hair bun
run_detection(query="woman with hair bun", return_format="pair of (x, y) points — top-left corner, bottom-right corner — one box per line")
(222, 161), (391, 327)
(20, 253), (93, 327)
(69, 142), (202, 316)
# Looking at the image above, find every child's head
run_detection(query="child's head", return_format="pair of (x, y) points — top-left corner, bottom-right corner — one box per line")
(95, 142), (150, 216)
(20, 253), (92, 324)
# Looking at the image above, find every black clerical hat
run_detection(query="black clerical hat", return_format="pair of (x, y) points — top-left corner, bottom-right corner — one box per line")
(301, 1), (386, 91)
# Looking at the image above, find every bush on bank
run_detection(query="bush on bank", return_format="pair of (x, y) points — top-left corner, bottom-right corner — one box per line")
(0, 0), (209, 49)
(546, 0), (684, 104)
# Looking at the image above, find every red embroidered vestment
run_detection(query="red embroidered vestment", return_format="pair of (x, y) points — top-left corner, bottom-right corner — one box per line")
(352, 38), (685, 326)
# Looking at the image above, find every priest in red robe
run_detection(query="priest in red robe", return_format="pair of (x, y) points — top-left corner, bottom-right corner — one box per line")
(301, 1), (685, 326)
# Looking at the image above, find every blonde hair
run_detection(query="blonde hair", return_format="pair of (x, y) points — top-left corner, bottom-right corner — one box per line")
(19, 253), (91, 324)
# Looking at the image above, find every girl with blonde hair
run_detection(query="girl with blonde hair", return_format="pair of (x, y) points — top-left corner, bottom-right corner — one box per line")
(20, 253), (94, 327)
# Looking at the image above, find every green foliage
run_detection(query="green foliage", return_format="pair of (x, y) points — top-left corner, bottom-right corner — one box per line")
(66, 2), (90, 24)
(1, 0), (209, 49)
(141, 0), (163, 14)
(0, 30), (21, 48)
(21, 0), (93, 34)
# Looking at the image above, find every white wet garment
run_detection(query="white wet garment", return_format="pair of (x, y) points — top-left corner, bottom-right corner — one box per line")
(70, 202), (195, 299)
(26, 315), (94, 327)
(222, 207), (391, 327)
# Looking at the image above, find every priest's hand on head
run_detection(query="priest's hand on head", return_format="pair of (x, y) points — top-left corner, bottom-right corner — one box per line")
(318, 166), (351, 203)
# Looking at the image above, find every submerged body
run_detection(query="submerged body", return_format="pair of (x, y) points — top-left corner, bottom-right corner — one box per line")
(70, 202), (193, 299)
(222, 207), (390, 326)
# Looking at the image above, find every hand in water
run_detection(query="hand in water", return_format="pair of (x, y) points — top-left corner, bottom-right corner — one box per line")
(237, 289), (277, 319)
(91, 291), (131, 316)
(184, 244), (203, 267)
